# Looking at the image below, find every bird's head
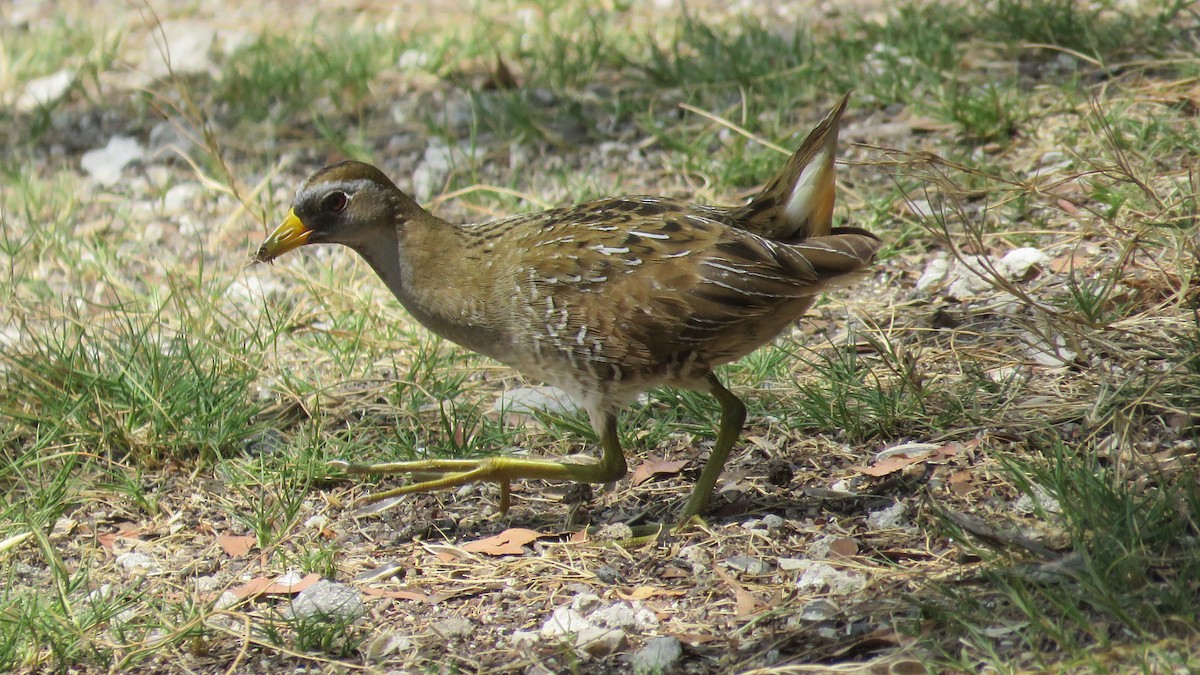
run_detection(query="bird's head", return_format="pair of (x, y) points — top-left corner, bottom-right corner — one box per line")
(256, 161), (418, 263)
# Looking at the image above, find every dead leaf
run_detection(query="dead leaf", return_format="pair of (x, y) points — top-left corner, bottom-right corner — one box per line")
(218, 535), (257, 557)
(669, 632), (720, 645)
(97, 523), (144, 551)
(1056, 198), (1080, 215)
(461, 528), (541, 556)
(948, 469), (974, 494)
(630, 458), (689, 487)
(1051, 254), (1089, 273)
(616, 586), (687, 601)
(857, 442), (961, 476)
(828, 537), (859, 559)
(232, 573), (321, 599)
(713, 564), (764, 617)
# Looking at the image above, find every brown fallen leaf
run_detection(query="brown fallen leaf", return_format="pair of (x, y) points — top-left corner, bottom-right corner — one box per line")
(948, 469), (974, 494)
(713, 564), (765, 617)
(461, 528), (541, 555)
(616, 586), (687, 601)
(669, 632), (720, 645)
(218, 534), (257, 557)
(857, 442), (961, 477)
(1050, 253), (1090, 274)
(97, 522), (144, 551)
(233, 573), (321, 599)
(828, 537), (860, 559)
(630, 458), (689, 487)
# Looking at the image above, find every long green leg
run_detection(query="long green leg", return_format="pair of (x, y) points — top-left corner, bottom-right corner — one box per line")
(676, 372), (747, 527)
(331, 409), (627, 515)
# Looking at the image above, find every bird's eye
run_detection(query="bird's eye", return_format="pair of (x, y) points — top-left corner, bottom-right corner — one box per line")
(323, 191), (349, 213)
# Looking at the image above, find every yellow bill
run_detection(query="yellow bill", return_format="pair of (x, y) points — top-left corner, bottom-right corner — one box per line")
(256, 208), (312, 263)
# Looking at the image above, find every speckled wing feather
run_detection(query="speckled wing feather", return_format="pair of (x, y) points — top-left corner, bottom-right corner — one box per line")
(485, 197), (880, 387)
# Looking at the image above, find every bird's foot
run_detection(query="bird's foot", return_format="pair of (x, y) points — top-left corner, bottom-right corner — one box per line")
(329, 455), (615, 516)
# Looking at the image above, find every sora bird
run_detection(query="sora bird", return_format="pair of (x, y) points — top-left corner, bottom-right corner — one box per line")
(257, 92), (881, 529)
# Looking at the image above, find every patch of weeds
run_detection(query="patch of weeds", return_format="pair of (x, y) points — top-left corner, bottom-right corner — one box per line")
(425, 398), (522, 459)
(936, 80), (1027, 145)
(215, 29), (400, 123)
(512, 4), (626, 90)
(1056, 265), (1133, 325)
(0, 166), (82, 295)
(0, 278), (270, 469)
(0, 545), (138, 672)
(94, 467), (161, 518)
(641, 11), (813, 88)
(225, 446), (327, 549)
(0, 18), (120, 139)
(260, 608), (365, 659)
(783, 341), (924, 442)
(833, 3), (966, 103)
(921, 436), (1200, 669)
(982, 0), (1149, 61)
(279, 542), (340, 579)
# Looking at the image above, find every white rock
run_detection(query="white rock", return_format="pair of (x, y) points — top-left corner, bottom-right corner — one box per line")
(411, 139), (452, 202)
(798, 598), (841, 621)
(214, 591), (240, 610)
(290, 579), (365, 621)
(226, 273), (286, 304)
(432, 616), (474, 639)
(145, 21), (217, 77)
(945, 256), (994, 300)
(589, 602), (636, 630)
(81, 136), (145, 187)
(793, 560), (868, 595)
(194, 576), (222, 593)
(630, 604), (660, 631)
(632, 636), (683, 674)
(148, 120), (197, 161)
(16, 70), (73, 112)
(397, 49), (431, 70)
(577, 626), (626, 657)
(866, 502), (908, 530)
(1025, 331), (1077, 368)
(162, 183), (201, 215)
(141, 222), (164, 245)
(997, 247), (1050, 280)
(915, 256), (950, 291)
(1013, 483), (1061, 515)
(117, 551), (162, 576)
(541, 607), (592, 638)
(571, 593), (602, 614)
(364, 632), (413, 661)
(495, 386), (580, 416)
(778, 557), (808, 571)
(510, 629), (540, 649)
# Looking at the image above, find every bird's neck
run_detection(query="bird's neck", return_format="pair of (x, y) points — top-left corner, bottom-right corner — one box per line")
(353, 216), (504, 355)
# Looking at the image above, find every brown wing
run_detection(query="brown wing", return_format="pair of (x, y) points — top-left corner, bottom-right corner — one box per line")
(493, 202), (879, 377)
